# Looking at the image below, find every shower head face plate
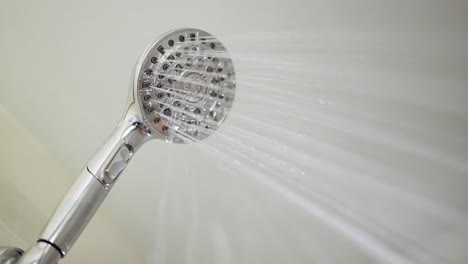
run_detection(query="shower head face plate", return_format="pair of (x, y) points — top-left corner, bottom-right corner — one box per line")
(135, 28), (236, 143)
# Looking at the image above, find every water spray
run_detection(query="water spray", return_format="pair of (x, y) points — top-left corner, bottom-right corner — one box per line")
(0, 28), (236, 264)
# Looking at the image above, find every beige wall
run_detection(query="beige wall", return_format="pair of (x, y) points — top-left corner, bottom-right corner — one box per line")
(1, 0), (467, 263)
(0, 105), (144, 263)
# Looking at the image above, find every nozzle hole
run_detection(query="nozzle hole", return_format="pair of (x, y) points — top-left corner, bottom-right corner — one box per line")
(167, 55), (175, 62)
(157, 46), (165, 54)
(197, 59), (204, 67)
(164, 108), (172, 116)
(186, 58), (193, 67)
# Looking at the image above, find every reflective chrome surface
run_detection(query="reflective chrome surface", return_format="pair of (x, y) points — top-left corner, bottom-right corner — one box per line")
(17, 243), (61, 264)
(0, 247), (23, 264)
(38, 170), (107, 256)
(86, 103), (152, 188)
(14, 28), (236, 263)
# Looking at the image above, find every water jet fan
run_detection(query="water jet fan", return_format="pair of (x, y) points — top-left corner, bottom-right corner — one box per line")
(7, 28), (236, 264)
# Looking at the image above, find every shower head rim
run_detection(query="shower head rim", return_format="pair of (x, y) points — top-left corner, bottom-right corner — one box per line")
(129, 27), (236, 144)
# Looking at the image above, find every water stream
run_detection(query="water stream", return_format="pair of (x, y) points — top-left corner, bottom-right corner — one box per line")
(147, 31), (468, 264)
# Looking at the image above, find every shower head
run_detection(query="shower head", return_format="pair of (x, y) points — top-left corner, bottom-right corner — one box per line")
(133, 28), (236, 143)
(16, 28), (236, 264)
(87, 28), (237, 185)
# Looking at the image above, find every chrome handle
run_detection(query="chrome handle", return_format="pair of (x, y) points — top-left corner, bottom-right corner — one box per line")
(38, 169), (108, 257)
(18, 104), (152, 263)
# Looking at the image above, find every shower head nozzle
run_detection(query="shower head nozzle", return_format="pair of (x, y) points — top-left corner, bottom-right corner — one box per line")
(132, 28), (236, 143)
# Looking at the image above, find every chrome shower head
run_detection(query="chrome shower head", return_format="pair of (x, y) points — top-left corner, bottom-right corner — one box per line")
(16, 28), (236, 264)
(133, 28), (236, 143)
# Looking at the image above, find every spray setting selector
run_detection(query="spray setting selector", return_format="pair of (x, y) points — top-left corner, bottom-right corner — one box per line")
(104, 144), (133, 181)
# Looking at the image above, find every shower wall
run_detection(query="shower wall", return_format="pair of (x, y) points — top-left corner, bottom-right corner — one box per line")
(1, 0), (467, 263)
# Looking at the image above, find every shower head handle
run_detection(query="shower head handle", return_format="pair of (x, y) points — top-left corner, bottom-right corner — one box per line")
(86, 103), (152, 188)
(27, 102), (152, 259)
(17, 105), (151, 264)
